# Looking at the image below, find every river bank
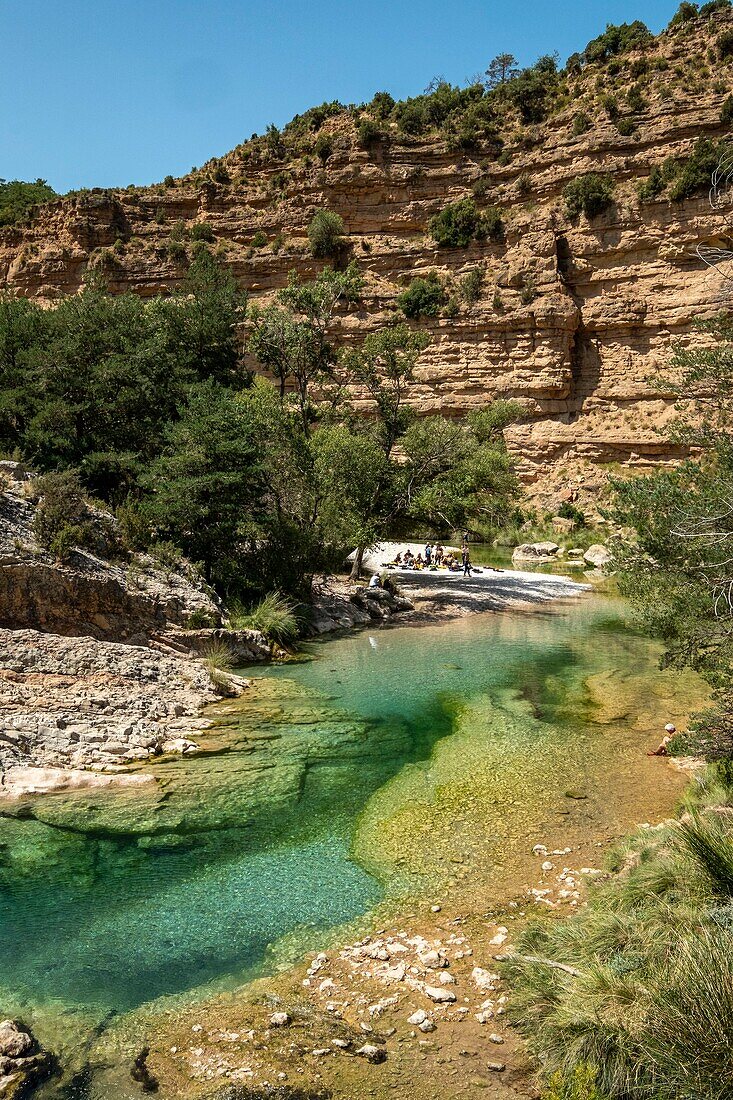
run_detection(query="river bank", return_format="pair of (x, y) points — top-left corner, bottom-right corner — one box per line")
(0, 592), (708, 1100)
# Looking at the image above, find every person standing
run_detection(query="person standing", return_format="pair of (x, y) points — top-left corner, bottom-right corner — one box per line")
(425, 543), (432, 565)
(462, 546), (472, 576)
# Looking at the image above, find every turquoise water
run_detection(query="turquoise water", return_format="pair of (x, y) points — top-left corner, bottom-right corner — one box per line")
(0, 592), (703, 1043)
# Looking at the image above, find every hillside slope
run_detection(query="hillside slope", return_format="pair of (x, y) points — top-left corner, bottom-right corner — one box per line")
(3, 7), (733, 507)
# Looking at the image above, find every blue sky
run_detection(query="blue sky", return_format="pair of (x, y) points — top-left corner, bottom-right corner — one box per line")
(2, 0), (677, 193)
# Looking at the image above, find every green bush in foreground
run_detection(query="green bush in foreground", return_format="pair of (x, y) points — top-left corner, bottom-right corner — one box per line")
(505, 766), (733, 1100)
(229, 591), (299, 643)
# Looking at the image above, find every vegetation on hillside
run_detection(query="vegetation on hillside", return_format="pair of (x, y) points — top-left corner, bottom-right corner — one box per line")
(0, 179), (57, 226)
(0, 251), (520, 600)
(508, 307), (733, 1098)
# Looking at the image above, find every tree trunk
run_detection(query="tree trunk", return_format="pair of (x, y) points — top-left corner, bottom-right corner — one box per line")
(350, 545), (365, 581)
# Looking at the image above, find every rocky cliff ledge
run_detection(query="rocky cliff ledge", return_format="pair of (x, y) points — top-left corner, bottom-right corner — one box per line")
(3, 13), (733, 509)
(0, 464), (273, 775)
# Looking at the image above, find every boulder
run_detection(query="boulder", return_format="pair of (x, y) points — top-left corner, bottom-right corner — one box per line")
(0, 1023), (32, 1060)
(512, 542), (562, 564)
(583, 544), (612, 568)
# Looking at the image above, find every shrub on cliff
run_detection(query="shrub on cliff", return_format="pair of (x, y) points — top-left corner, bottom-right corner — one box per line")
(32, 470), (115, 561)
(429, 197), (501, 248)
(668, 137), (729, 200)
(358, 118), (383, 147)
(190, 222), (215, 242)
(0, 178), (57, 226)
(563, 173), (615, 219)
(308, 209), (345, 258)
(581, 21), (653, 64)
(396, 273), (446, 318)
(669, 1), (700, 26)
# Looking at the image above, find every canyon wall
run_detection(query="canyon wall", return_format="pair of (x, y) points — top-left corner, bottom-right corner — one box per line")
(3, 14), (733, 509)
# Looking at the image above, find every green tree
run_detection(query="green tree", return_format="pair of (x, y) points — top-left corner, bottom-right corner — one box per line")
(143, 381), (266, 588)
(484, 53), (519, 89)
(612, 315), (733, 757)
(0, 179), (56, 226)
(248, 264), (362, 433)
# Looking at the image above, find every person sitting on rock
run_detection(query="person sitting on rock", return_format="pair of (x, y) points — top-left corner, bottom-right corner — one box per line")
(369, 573), (381, 588)
(648, 723), (676, 756)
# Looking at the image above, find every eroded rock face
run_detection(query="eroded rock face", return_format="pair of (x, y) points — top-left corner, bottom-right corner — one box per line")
(0, 627), (228, 770)
(0, 463), (220, 640)
(2, 19), (732, 511)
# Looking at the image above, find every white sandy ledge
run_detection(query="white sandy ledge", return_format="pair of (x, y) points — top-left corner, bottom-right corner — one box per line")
(359, 542), (591, 614)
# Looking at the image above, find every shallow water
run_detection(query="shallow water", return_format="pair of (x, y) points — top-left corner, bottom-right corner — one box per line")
(0, 593), (706, 1070)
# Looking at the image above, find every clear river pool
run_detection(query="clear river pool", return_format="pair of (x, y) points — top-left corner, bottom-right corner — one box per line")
(0, 590), (706, 1092)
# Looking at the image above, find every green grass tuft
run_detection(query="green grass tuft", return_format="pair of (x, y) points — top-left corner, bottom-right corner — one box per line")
(228, 592), (299, 644)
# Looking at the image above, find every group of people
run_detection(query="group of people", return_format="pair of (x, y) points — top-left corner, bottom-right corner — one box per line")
(386, 539), (477, 577)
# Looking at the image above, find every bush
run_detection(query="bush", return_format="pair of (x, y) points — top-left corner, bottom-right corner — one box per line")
(572, 112), (590, 136)
(722, 95), (733, 125)
(429, 197), (501, 248)
(163, 175), (175, 188)
(396, 272), (446, 318)
(600, 93), (619, 119)
(251, 230), (268, 248)
(563, 173), (615, 219)
(668, 137), (728, 200)
(516, 172), (532, 196)
(307, 209), (345, 258)
(627, 84), (647, 113)
(229, 591), (299, 643)
(314, 133), (333, 162)
(190, 222), (215, 242)
(429, 198), (481, 247)
(32, 471), (112, 560)
(615, 117), (637, 136)
(368, 91), (396, 120)
(558, 502), (586, 526)
(358, 119), (383, 147)
(669, 1), (700, 26)
(719, 29), (733, 58)
(460, 264), (486, 306)
(0, 179), (57, 226)
(582, 21), (653, 64)
(637, 160), (677, 201)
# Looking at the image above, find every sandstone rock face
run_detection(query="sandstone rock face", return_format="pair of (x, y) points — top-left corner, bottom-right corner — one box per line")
(0, 627), (238, 770)
(0, 463), (219, 640)
(2, 20), (732, 510)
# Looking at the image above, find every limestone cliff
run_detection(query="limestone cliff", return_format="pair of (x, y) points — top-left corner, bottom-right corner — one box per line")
(3, 11), (733, 508)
